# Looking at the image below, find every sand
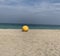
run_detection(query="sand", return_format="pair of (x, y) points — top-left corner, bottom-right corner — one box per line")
(0, 29), (60, 56)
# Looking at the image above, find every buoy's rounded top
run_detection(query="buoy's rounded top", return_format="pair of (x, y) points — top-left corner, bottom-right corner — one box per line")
(22, 25), (29, 32)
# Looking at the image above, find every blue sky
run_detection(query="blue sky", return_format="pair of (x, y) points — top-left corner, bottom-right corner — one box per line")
(0, 0), (60, 25)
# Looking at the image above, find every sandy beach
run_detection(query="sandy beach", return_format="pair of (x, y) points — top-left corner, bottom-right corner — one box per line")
(0, 29), (60, 56)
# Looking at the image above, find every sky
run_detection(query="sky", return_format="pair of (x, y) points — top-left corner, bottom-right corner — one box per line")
(0, 0), (60, 25)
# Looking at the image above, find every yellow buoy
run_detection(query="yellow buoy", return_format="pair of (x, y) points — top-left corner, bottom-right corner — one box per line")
(22, 25), (29, 32)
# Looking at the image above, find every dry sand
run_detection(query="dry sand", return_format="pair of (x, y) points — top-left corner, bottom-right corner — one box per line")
(0, 29), (60, 56)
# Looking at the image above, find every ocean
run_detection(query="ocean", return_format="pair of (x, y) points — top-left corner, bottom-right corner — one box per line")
(0, 23), (60, 29)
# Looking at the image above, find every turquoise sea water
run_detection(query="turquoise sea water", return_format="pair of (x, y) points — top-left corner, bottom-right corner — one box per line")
(0, 23), (60, 29)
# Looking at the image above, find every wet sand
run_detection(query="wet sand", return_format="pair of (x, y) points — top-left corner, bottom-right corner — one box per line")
(0, 29), (60, 56)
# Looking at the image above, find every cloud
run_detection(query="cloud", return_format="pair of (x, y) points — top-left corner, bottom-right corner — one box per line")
(0, 0), (60, 25)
